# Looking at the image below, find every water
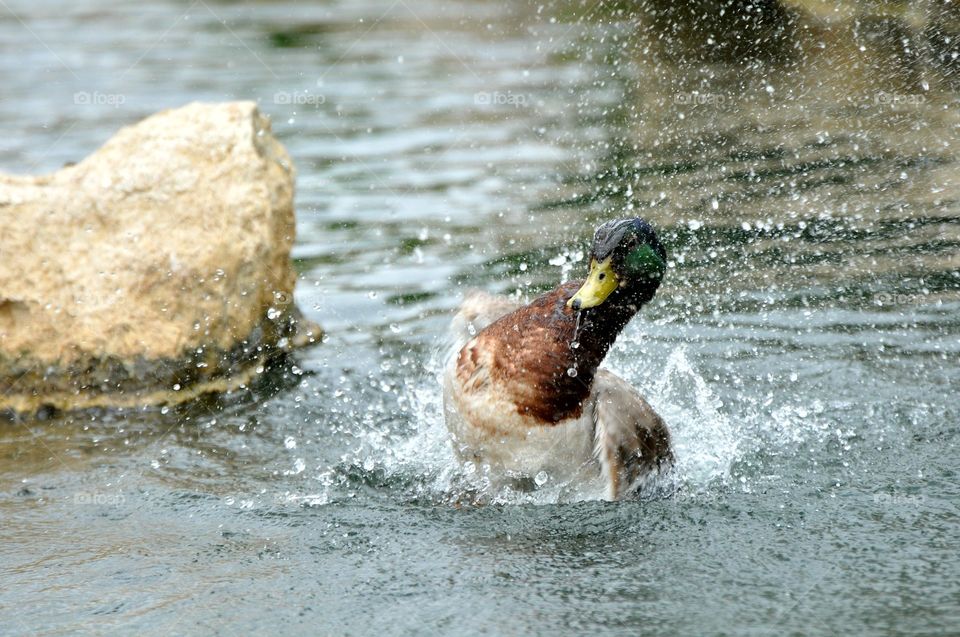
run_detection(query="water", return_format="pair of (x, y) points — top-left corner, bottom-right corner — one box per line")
(2, 0), (960, 634)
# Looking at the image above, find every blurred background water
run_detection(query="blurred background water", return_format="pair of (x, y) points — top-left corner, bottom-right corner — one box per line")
(1, 0), (959, 634)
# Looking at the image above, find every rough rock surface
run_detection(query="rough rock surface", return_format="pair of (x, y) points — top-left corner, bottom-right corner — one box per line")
(0, 101), (319, 413)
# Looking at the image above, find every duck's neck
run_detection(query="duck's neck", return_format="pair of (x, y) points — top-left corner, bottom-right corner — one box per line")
(566, 295), (639, 383)
(537, 285), (644, 422)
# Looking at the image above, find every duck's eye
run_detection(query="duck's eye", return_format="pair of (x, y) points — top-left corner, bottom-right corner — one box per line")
(598, 272), (606, 280)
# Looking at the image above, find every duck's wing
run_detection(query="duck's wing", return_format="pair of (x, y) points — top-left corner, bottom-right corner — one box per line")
(590, 369), (673, 500)
(448, 290), (522, 351)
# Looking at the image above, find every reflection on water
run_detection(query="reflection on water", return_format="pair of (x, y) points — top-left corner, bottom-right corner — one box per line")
(1, 0), (959, 634)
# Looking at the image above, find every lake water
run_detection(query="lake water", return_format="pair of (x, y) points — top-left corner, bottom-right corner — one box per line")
(1, 1), (959, 635)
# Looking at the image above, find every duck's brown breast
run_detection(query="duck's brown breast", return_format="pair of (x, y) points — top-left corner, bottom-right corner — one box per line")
(456, 282), (597, 425)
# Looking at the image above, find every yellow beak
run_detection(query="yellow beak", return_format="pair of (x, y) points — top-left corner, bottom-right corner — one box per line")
(567, 257), (619, 310)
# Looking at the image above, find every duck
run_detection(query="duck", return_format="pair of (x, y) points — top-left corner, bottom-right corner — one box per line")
(442, 217), (673, 500)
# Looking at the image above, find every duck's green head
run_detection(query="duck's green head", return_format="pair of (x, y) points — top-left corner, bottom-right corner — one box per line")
(567, 218), (667, 311)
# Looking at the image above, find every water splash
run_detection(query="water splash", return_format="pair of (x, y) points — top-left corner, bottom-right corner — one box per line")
(649, 347), (740, 492)
(571, 310), (582, 349)
(316, 338), (745, 505)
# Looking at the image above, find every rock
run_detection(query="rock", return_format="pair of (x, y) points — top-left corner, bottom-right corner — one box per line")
(0, 101), (321, 414)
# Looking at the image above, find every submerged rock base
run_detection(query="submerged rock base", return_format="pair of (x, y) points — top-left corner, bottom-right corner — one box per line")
(0, 101), (320, 414)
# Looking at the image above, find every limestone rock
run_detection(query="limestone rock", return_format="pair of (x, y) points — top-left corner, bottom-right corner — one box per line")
(0, 101), (320, 413)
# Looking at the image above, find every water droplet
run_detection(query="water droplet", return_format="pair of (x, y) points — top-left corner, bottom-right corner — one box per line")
(284, 436), (297, 450)
(389, 323), (401, 333)
(535, 471), (549, 487)
(567, 367), (578, 377)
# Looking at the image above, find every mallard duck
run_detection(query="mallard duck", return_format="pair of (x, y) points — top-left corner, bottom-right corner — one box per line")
(443, 218), (673, 500)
